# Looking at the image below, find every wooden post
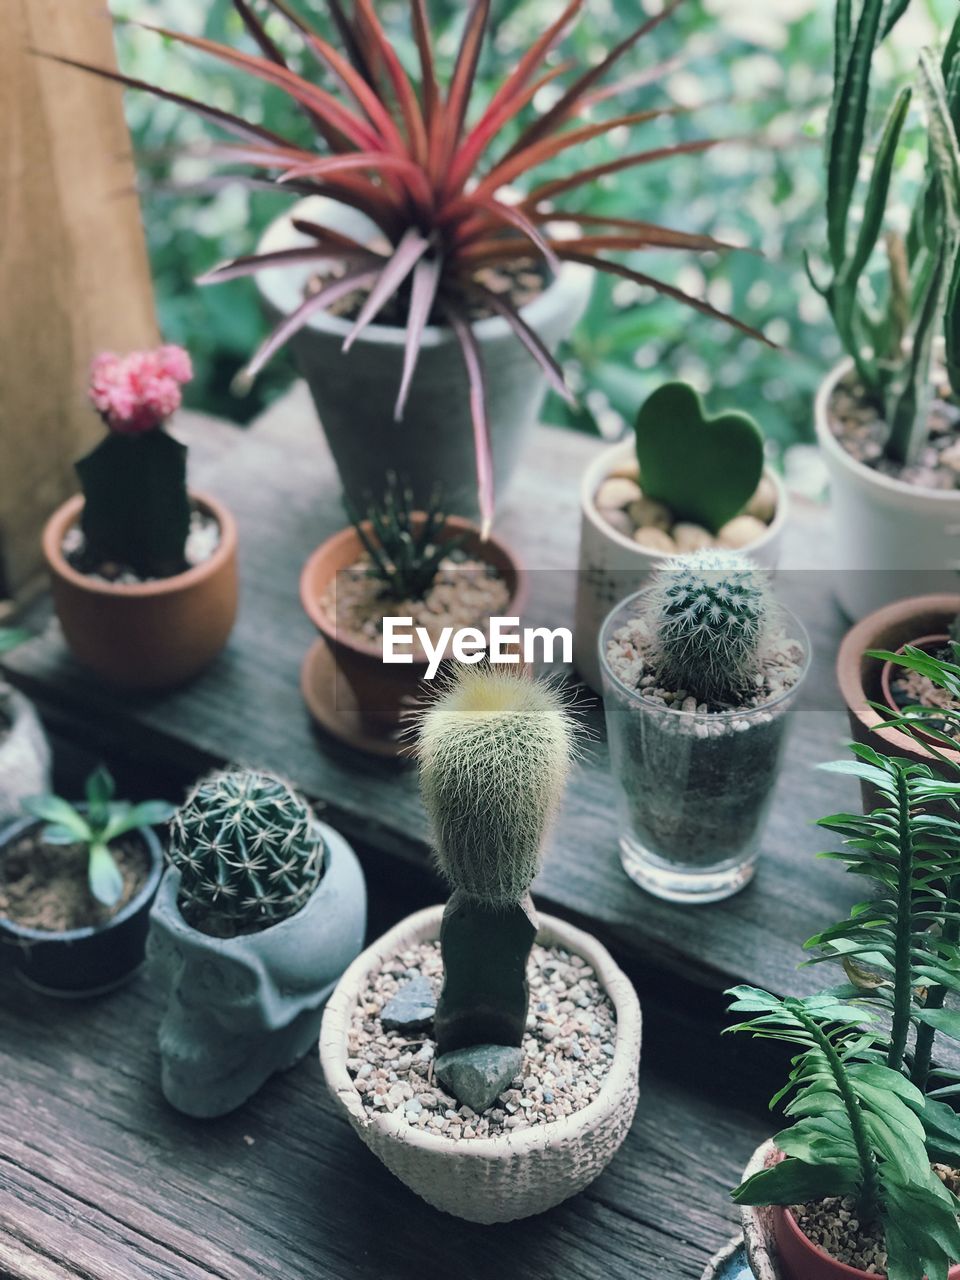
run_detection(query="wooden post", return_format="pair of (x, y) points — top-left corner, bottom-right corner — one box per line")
(0, 2), (158, 600)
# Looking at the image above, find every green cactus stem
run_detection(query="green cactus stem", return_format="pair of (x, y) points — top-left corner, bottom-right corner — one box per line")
(168, 769), (325, 937)
(77, 430), (191, 578)
(646, 550), (773, 705)
(418, 669), (574, 1057)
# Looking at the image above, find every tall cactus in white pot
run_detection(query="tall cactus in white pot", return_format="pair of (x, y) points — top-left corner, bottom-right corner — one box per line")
(813, 2), (960, 618)
(320, 667), (642, 1223)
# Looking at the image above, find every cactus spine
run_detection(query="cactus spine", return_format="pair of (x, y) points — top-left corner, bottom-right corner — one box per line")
(418, 669), (574, 1055)
(168, 769), (325, 936)
(646, 550), (773, 705)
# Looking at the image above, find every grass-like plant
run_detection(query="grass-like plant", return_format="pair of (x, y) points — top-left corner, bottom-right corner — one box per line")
(728, 987), (960, 1280)
(347, 472), (460, 600)
(50, 0), (768, 531)
(22, 767), (174, 909)
(814, 2), (960, 464)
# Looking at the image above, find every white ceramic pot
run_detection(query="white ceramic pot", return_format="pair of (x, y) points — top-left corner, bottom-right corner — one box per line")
(319, 904), (642, 1223)
(255, 197), (593, 517)
(815, 355), (960, 621)
(573, 440), (788, 691)
(0, 683), (51, 823)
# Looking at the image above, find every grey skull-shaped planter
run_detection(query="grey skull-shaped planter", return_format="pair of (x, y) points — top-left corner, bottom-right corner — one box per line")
(149, 822), (366, 1119)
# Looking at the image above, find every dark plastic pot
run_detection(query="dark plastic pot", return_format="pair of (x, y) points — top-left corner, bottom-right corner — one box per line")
(0, 815), (164, 997)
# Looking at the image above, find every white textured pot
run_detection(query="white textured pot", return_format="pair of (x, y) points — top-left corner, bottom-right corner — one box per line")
(255, 197), (593, 517)
(0, 683), (51, 823)
(320, 904), (642, 1223)
(815, 355), (960, 621)
(573, 440), (788, 692)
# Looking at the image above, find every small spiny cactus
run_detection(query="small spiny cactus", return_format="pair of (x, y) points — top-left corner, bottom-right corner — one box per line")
(418, 668), (574, 908)
(646, 549), (773, 705)
(168, 769), (325, 936)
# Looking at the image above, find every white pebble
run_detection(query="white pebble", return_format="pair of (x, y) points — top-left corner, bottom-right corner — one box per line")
(717, 514), (767, 549)
(672, 522), (713, 552)
(633, 527), (676, 553)
(595, 477), (642, 510)
(627, 496), (672, 531)
(744, 474), (778, 522)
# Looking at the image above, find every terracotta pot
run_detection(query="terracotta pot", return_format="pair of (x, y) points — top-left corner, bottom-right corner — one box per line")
(319, 904), (642, 1223)
(837, 594), (960, 808)
(300, 515), (527, 752)
(0, 813), (164, 996)
(740, 1139), (960, 1280)
(573, 439), (788, 691)
(879, 633), (956, 751)
(43, 492), (238, 691)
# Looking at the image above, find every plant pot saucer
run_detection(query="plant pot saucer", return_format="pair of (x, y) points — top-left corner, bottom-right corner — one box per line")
(300, 636), (411, 760)
(701, 1236), (753, 1280)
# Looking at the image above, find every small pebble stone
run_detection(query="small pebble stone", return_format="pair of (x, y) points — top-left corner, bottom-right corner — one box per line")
(595, 477), (643, 510)
(633, 527), (676, 553)
(744, 474), (778, 522)
(717, 514), (768, 549)
(627, 496), (671, 530)
(672, 522), (713, 552)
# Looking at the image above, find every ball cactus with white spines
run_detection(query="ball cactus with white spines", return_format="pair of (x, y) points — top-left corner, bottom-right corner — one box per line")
(168, 769), (325, 936)
(647, 549), (774, 705)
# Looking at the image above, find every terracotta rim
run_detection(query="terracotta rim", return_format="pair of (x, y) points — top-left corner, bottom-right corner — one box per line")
(320, 903), (642, 1159)
(778, 1204), (883, 1279)
(42, 491), (237, 599)
(580, 438), (789, 557)
(299, 516), (529, 664)
(836, 594), (960, 764)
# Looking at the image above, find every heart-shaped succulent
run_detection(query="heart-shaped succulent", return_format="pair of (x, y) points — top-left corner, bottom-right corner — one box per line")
(634, 382), (764, 533)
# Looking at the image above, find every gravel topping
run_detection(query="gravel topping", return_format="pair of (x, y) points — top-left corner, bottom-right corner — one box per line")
(829, 364), (960, 492)
(604, 612), (805, 718)
(345, 939), (617, 1140)
(62, 507), (220, 583)
(321, 551), (509, 649)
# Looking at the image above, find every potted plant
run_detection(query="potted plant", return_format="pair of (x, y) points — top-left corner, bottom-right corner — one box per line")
(59, 0), (768, 529)
(732, 732), (960, 1279)
(0, 766), (172, 995)
(599, 550), (810, 903)
(837, 594), (960, 793)
(319, 667), (642, 1222)
(42, 346), (238, 690)
(729, 989), (960, 1280)
(812, 2), (960, 619)
(149, 768), (366, 1119)
(574, 381), (789, 690)
(300, 475), (526, 756)
(0, 628), (51, 822)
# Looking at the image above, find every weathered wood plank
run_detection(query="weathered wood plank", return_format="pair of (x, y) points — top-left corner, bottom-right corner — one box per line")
(0, 2), (158, 598)
(2, 384), (862, 1005)
(0, 962), (769, 1280)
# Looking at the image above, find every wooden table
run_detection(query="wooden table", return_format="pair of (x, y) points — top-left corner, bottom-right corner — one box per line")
(0, 385), (861, 1279)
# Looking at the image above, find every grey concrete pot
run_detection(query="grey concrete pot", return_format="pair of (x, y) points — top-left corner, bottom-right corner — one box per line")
(0, 683), (51, 824)
(149, 821), (366, 1119)
(254, 197), (593, 516)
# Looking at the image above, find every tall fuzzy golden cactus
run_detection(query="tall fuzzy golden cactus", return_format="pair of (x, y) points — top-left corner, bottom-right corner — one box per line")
(419, 668), (574, 907)
(418, 668), (575, 1054)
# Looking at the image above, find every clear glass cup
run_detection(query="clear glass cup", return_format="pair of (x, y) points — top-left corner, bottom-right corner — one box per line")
(599, 588), (811, 904)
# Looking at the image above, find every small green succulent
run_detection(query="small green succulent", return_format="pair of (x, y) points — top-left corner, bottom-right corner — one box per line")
(347, 473), (463, 601)
(23, 767), (174, 908)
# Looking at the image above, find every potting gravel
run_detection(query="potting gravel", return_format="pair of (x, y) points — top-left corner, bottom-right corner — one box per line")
(345, 940), (617, 1139)
(62, 508), (220, 583)
(604, 614), (805, 719)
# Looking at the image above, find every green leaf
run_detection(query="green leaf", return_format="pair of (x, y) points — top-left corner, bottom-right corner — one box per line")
(841, 86), (911, 289)
(85, 766), (116, 832)
(22, 795), (91, 840)
(88, 844), (124, 909)
(732, 1157), (858, 1206)
(915, 1007), (960, 1039)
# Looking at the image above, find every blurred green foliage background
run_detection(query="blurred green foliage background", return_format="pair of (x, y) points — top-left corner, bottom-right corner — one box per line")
(112, 0), (952, 453)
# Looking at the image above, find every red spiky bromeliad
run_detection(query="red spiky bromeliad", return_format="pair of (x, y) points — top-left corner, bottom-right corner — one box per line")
(50, 0), (769, 533)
